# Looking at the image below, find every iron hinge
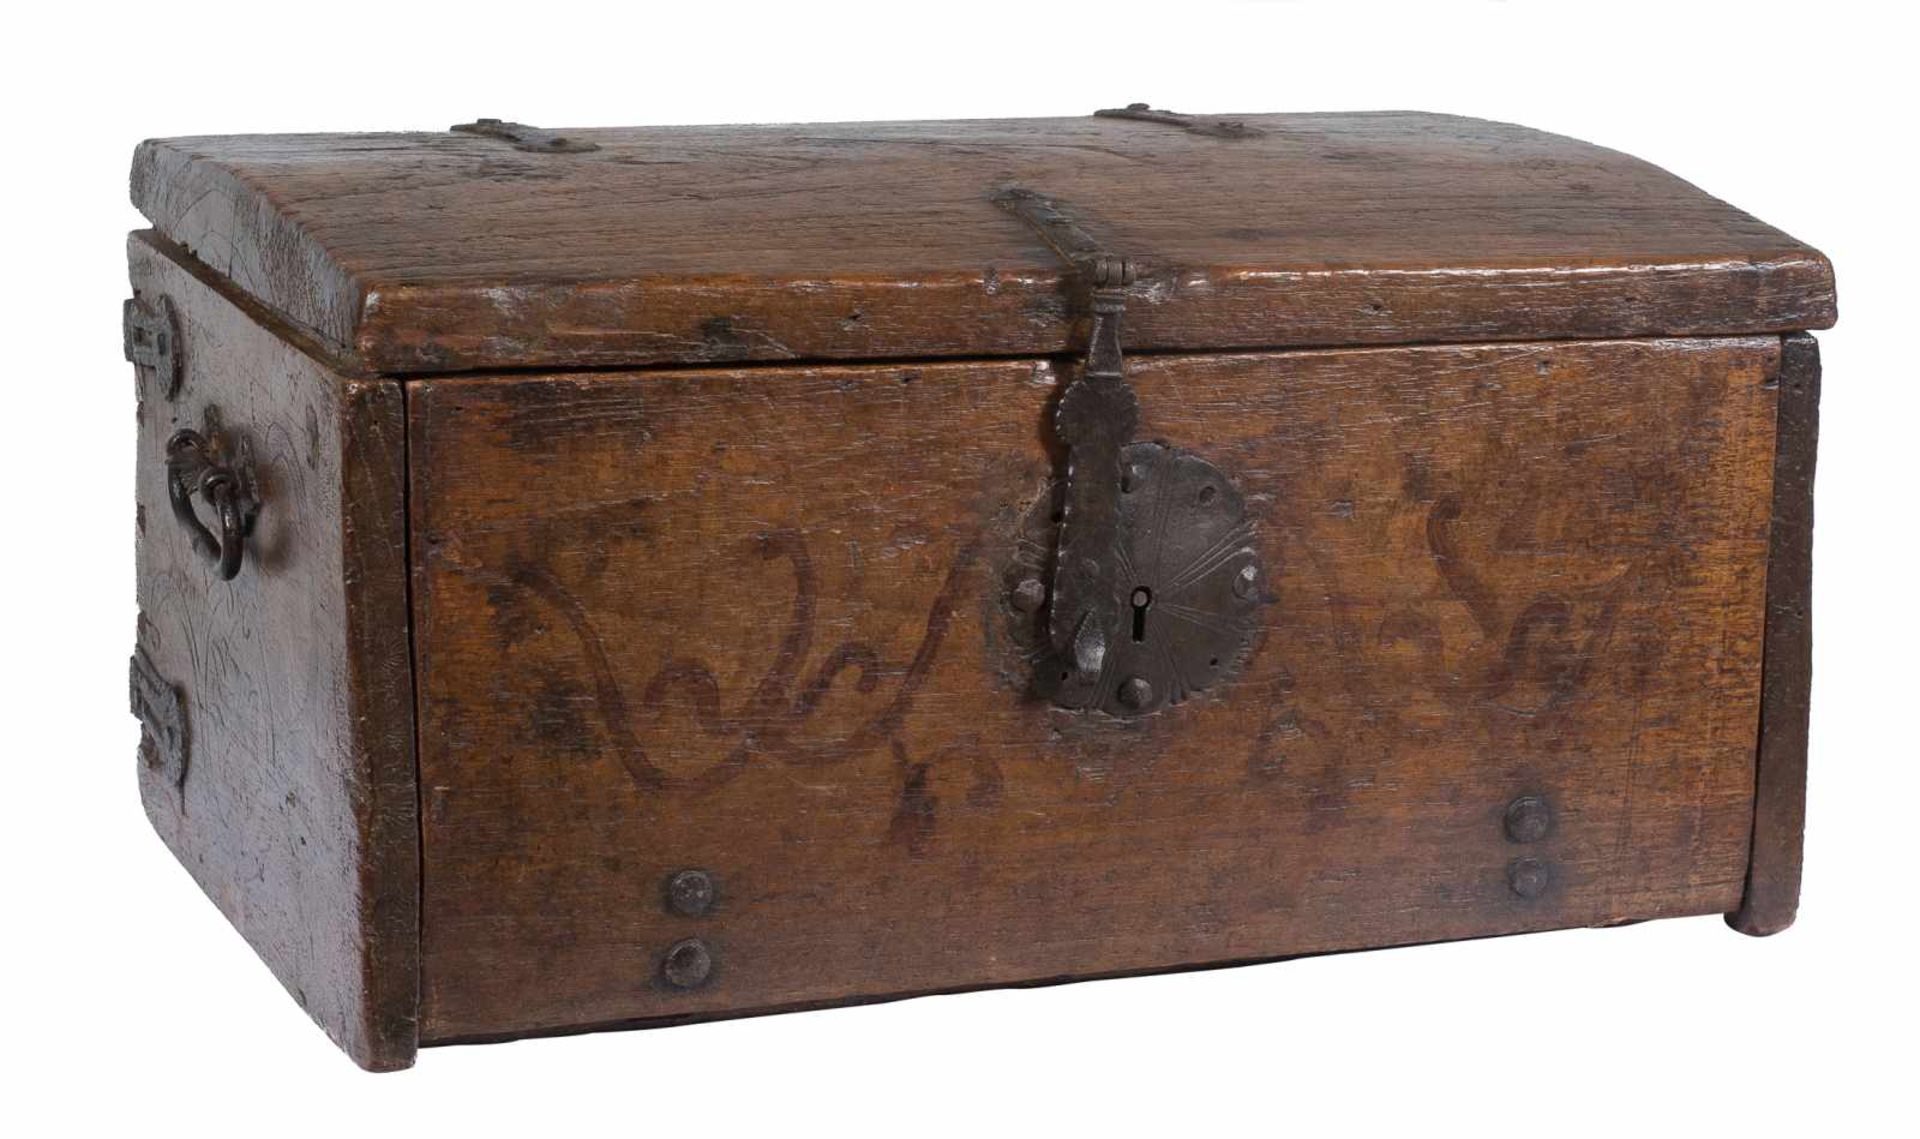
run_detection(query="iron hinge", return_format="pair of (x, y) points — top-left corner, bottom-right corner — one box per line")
(450, 118), (600, 153)
(1094, 103), (1261, 139)
(123, 294), (183, 399)
(130, 644), (189, 790)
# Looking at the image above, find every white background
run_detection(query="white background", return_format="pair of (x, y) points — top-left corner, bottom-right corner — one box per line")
(4, 1), (1913, 1133)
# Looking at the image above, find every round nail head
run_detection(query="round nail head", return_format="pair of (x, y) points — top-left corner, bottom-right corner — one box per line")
(667, 869), (715, 917)
(1508, 857), (1550, 899)
(1505, 795), (1554, 844)
(662, 938), (714, 990)
(1010, 577), (1047, 613)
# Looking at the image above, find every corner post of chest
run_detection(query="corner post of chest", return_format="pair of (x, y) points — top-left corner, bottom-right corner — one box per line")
(1728, 332), (1821, 936)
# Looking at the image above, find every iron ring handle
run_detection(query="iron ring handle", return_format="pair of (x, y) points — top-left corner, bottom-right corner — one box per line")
(166, 428), (249, 581)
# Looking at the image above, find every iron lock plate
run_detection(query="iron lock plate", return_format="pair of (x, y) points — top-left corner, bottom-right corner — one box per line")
(994, 187), (1264, 717)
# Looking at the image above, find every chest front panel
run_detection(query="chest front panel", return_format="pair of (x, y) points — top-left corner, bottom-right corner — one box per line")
(408, 338), (1779, 1041)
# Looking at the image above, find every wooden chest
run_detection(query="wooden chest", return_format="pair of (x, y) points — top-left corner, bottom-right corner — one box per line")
(124, 108), (1835, 1070)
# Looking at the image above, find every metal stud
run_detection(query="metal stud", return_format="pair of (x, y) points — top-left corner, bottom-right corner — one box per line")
(666, 869), (716, 917)
(661, 938), (714, 990)
(1009, 576), (1048, 614)
(1117, 676), (1154, 710)
(1504, 795), (1554, 844)
(1232, 563), (1259, 600)
(1508, 857), (1551, 899)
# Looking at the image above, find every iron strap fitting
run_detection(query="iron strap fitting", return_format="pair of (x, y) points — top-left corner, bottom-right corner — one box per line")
(450, 118), (600, 153)
(1093, 102), (1262, 139)
(123, 294), (183, 399)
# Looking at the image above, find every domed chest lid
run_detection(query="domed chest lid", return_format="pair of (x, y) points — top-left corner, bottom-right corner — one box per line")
(131, 108), (1835, 376)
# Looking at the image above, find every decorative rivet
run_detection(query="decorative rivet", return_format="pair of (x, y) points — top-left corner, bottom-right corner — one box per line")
(1232, 563), (1259, 600)
(1117, 676), (1154, 710)
(1504, 795), (1554, 844)
(661, 938), (714, 990)
(1508, 857), (1551, 899)
(1009, 576), (1047, 614)
(666, 868), (715, 917)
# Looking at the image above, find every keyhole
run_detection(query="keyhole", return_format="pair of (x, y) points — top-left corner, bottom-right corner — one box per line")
(1131, 586), (1153, 643)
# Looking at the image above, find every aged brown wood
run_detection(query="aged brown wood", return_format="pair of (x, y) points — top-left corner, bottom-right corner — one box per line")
(409, 337), (1780, 1042)
(1728, 333), (1820, 936)
(128, 233), (419, 1070)
(130, 112), (1835, 375)
(125, 108), (1835, 1068)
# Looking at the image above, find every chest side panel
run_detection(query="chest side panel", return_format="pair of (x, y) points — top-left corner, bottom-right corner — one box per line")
(128, 234), (418, 1069)
(409, 338), (1778, 1041)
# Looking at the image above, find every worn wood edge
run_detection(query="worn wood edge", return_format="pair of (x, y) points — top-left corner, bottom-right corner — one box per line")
(337, 376), (421, 1070)
(128, 230), (371, 379)
(417, 915), (1700, 1049)
(405, 371), (443, 1057)
(131, 140), (365, 364)
(128, 208), (1833, 389)
(349, 255), (1838, 377)
(1727, 332), (1820, 936)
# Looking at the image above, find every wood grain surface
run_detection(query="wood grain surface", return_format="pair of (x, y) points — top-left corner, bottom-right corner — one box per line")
(131, 112), (1835, 374)
(409, 336), (1781, 1043)
(129, 233), (418, 1070)
(1729, 333), (1820, 935)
